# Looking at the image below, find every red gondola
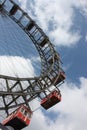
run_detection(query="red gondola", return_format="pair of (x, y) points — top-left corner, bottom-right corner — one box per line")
(41, 90), (61, 110)
(2, 105), (32, 130)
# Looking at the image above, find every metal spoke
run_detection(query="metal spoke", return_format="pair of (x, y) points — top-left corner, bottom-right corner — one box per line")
(0, 0), (65, 116)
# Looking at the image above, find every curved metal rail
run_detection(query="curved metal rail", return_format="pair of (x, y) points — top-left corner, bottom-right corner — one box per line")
(0, 0), (65, 116)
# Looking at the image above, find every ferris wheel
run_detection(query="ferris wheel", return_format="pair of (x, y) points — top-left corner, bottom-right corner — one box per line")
(0, 0), (65, 129)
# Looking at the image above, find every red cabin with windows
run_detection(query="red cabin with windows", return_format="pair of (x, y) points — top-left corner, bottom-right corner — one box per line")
(2, 105), (32, 130)
(41, 90), (61, 110)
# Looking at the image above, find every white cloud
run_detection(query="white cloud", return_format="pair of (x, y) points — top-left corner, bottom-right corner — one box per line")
(1, 1), (87, 130)
(6, 1), (87, 129)
(78, 0), (87, 17)
(49, 28), (81, 47)
(17, 0), (87, 47)
(85, 34), (87, 42)
(0, 56), (35, 77)
(26, 77), (87, 130)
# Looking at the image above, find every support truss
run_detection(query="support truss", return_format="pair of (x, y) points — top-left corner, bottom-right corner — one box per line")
(0, 0), (65, 116)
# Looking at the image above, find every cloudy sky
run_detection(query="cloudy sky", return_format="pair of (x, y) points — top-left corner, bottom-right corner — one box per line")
(0, 0), (87, 130)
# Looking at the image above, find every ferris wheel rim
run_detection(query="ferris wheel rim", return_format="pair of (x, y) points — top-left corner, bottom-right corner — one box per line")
(0, 0), (54, 79)
(0, 0), (65, 116)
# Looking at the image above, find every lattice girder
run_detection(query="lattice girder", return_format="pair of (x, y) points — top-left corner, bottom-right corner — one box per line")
(0, 0), (65, 116)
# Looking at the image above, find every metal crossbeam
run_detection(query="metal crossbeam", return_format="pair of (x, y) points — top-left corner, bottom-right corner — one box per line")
(0, 0), (65, 116)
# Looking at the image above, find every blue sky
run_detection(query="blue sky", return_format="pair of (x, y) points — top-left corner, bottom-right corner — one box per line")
(20, 1), (87, 130)
(63, 7), (87, 83)
(0, 0), (87, 130)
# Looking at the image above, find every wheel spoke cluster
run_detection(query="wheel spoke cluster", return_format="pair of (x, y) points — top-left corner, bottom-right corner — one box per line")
(0, 0), (65, 115)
